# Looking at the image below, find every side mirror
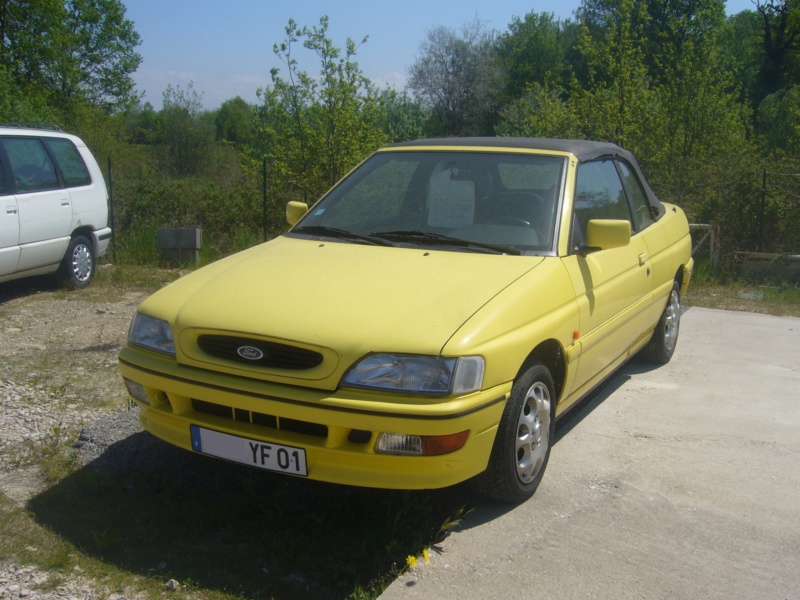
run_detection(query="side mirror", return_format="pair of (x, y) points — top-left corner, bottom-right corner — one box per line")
(584, 219), (631, 251)
(286, 201), (309, 226)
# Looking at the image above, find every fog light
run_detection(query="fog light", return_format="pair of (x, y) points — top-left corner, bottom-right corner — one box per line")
(375, 431), (470, 456)
(124, 378), (149, 405)
(376, 433), (422, 455)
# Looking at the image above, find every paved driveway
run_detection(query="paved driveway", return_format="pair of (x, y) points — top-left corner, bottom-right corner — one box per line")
(381, 307), (800, 600)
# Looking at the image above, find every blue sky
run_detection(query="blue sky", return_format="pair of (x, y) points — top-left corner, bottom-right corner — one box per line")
(122, 0), (757, 110)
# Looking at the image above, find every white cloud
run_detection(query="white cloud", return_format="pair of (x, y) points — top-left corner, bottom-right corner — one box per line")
(371, 70), (408, 90)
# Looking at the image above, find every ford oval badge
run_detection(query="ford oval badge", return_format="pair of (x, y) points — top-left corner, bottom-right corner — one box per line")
(237, 345), (264, 361)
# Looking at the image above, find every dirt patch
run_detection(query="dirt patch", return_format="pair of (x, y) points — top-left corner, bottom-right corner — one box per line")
(0, 276), (148, 486)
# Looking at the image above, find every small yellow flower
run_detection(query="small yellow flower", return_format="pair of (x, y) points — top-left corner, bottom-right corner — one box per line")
(422, 548), (430, 563)
(406, 555), (418, 568)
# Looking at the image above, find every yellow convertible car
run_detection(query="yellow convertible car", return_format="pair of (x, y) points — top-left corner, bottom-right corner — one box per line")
(119, 138), (692, 503)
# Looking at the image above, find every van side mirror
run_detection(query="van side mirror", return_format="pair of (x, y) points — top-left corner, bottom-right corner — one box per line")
(286, 201), (309, 226)
(583, 219), (631, 252)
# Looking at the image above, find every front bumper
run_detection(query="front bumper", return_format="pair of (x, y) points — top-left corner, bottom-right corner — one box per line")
(119, 346), (509, 490)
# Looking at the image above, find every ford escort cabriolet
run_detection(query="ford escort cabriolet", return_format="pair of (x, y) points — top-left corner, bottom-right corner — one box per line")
(119, 137), (692, 503)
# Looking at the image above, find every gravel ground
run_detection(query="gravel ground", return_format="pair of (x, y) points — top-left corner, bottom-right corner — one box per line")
(0, 277), (150, 599)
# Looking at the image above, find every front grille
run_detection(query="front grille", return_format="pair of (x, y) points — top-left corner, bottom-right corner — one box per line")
(193, 399), (330, 439)
(197, 335), (323, 370)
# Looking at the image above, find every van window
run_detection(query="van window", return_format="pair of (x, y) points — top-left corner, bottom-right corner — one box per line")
(45, 138), (92, 187)
(3, 138), (60, 192)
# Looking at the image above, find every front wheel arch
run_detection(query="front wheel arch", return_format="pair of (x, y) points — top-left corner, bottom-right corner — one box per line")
(518, 338), (565, 403)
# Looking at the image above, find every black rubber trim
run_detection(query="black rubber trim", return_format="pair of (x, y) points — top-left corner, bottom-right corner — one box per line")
(119, 357), (507, 421)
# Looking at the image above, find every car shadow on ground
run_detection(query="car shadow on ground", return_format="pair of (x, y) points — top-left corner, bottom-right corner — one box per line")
(0, 276), (59, 304)
(26, 419), (471, 599)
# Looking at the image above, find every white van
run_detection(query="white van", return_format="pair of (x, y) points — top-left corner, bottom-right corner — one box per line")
(0, 125), (111, 288)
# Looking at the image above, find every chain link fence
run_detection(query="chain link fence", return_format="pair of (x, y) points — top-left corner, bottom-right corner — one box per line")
(643, 156), (800, 263)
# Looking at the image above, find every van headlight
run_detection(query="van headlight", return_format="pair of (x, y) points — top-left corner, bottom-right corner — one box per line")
(128, 312), (176, 356)
(342, 354), (484, 395)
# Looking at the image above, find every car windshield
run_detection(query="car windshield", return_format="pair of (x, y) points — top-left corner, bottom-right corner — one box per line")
(290, 150), (566, 255)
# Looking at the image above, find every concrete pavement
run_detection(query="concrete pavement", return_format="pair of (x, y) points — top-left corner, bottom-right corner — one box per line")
(381, 307), (800, 600)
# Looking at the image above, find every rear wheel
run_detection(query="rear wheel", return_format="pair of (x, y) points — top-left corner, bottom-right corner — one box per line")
(57, 235), (95, 289)
(471, 363), (555, 503)
(643, 280), (681, 364)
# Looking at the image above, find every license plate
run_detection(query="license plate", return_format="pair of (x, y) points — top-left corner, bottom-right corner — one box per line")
(190, 425), (308, 476)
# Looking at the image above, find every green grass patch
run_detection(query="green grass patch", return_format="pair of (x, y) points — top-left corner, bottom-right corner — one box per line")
(686, 260), (800, 317)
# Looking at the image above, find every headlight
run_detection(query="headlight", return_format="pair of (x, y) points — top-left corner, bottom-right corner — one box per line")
(128, 312), (176, 356)
(341, 354), (484, 395)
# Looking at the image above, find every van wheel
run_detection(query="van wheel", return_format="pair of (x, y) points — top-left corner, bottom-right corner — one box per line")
(58, 235), (95, 289)
(471, 363), (555, 503)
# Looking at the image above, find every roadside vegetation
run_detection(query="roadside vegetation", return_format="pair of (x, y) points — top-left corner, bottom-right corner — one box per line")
(1, 0), (799, 598)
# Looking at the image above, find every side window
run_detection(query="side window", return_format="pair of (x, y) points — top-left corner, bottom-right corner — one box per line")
(617, 161), (654, 230)
(3, 138), (60, 192)
(45, 138), (92, 187)
(573, 160), (632, 247)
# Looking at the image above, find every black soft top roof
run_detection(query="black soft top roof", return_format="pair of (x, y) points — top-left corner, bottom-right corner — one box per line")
(387, 136), (665, 216)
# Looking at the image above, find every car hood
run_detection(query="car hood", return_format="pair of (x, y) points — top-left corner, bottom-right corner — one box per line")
(140, 236), (544, 358)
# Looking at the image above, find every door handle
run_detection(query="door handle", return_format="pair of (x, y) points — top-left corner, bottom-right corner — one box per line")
(638, 252), (649, 266)
(6, 206), (17, 215)
(61, 199), (71, 206)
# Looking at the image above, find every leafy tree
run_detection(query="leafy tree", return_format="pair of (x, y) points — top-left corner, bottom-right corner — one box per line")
(158, 82), (214, 176)
(572, 0), (659, 154)
(59, 0), (142, 109)
(757, 84), (800, 152)
(375, 88), (426, 143)
(642, 0), (748, 158)
(572, 0), (748, 160)
(753, 0), (800, 103)
(122, 101), (159, 144)
(719, 9), (763, 107)
(496, 12), (579, 102)
(253, 17), (386, 204)
(0, 64), (58, 121)
(0, 0), (141, 112)
(408, 17), (504, 136)
(495, 83), (582, 138)
(215, 96), (255, 145)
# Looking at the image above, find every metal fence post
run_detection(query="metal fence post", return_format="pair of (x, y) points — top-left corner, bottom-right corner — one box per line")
(759, 169), (767, 252)
(107, 156), (116, 263)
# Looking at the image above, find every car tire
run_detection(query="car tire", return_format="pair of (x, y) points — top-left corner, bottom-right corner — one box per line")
(642, 280), (681, 364)
(471, 363), (555, 503)
(57, 235), (95, 289)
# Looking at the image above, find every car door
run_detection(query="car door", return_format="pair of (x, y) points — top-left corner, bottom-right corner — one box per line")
(0, 158), (20, 276)
(3, 137), (72, 271)
(562, 159), (653, 396)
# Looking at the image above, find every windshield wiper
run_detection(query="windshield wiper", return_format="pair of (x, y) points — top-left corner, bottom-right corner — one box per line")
(371, 230), (521, 256)
(292, 225), (393, 247)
